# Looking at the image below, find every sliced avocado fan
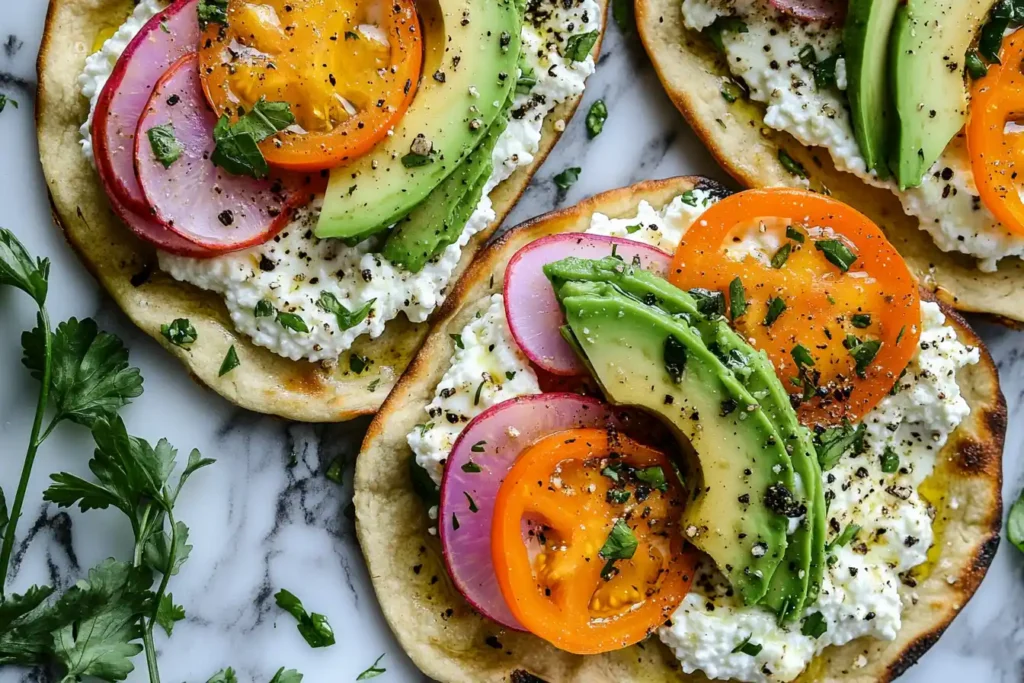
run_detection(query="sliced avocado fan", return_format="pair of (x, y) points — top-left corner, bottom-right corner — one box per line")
(380, 93), (514, 272)
(545, 256), (824, 617)
(316, 0), (523, 241)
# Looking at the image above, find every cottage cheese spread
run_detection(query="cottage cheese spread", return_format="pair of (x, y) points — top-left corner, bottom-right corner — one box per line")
(410, 193), (980, 683)
(79, 0), (601, 361)
(681, 0), (1024, 271)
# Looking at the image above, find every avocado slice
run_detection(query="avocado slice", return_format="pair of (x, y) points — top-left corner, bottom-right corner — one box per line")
(546, 256), (824, 618)
(888, 0), (997, 188)
(316, 0), (523, 240)
(380, 100), (511, 272)
(552, 280), (797, 605)
(844, 0), (900, 177)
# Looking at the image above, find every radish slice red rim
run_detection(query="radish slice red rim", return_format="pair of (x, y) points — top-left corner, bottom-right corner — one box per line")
(134, 54), (315, 252)
(504, 233), (671, 376)
(92, 0), (200, 214)
(768, 0), (845, 23)
(438, 393), (653, 631)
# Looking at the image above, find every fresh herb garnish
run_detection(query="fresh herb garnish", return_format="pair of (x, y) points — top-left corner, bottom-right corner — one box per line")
(1008, 488), (1024, 554)
(763, 296), (786, 326)
(965, 49), (989, 79)
(880, 447), (900, 473)
(197, 0), (228, 29)
(815, 239), (857, 272)
(325, 458), (344, 484)
(401, 151), (434, 168)
(664, 334), (688, 383)
(269, 668), (303, 683)
(851, 313), (871, 328)
(474, 379), (486, 406)
(785, 225), (805, 243)
(449, 333), (464, 349)
(317, 292), (374, 330)
(689, 288), (726, 317)
(462, 461), (482, 473)
(778, 149), (807, 178)
(349, 354), (369, 374)
(704, 16), (748, 52)
(554, 166), (581, 191)
(607, 488), (631, 504)
(218, 345), (240, 376)
(801, 611), (827, 638)
(826, 523), (861, 552)
(586, 100), (608, 138)
(211, 98), (295, 179)
(162, 318), (197, 346)
(564, 31), (599, 62)
(505, 370), (516, 380)
(636, 466), (668, 492)
(464, 492), (479, 513)
(731, 634), (763, 656)
(276, 311), (309, 333)
(729, 277), (747, 319)
(255, 299), (275, 318)
(599, 520), (638, 560)
(517, 63), (537, 95)
(791, 344), (815, 367)
(356, 654), (387, 680)
(770, 243), (792, 269)
(0, 94), (19, 114)
(367, 378), (381, 392)
(720, 80), (743, 103)
(147, 124), (183, 169)
(814, 421), (866, 470)
(409, 455), (440, 507)
(612, 0), (634, 32)
(896, 325), (907, 346)
(626, 223), (642, 234)
(601, 465), (621, 482)
(274, 589), (336, 649)
(849, 339), (882, 377)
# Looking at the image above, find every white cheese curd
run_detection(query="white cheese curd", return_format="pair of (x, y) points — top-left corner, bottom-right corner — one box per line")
(408, 295), (541, 485)
(78, 0), (167, 162)
(80, 0), (601, 361)
(681, 0), (1024, 270)
(586, 188), (716, 251)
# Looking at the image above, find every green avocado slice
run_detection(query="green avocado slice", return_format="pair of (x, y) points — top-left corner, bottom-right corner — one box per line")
(551, 279), (796, 605)
(546, 256), (824, 618)
(380, 99), (511, 272)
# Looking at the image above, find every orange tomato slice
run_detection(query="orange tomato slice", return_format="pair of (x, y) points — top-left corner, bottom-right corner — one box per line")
(670, 188), (921, 426)
(968, 29), (1024, 237)
(491, 428), (696, 655)
(198, 0), (422, 172)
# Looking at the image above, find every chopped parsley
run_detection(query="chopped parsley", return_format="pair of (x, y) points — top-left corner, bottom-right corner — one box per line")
(785, 225), (805, 243)
(791, 344), (815, 368)
(815, 239), (858, 272)
(635, 466), (668, 491)
(599, 520), (638, 560)
(401, 151), (434, 168)
(778, 149), (807, 178)
(763, 296), (786, 326)
(464, 492), (478, 513)
(254, 299), (274, 317)
(849, 339), (882, 377)
(449, 333), (464, 349)
(586, 99), (608, 138)
(197, 0), (228, 29)
(462, 461), (482, 473)
(554, 166), (581, 191)
(349, 354), (369, 374)
(274, 589), (335, 648)
(704, 16), (748, 52)
(801, 612), (827, 638)
(606, 488), (631, 504)
(815, 421), (865, 470)
(317, 292), (374, 330)
(211, 98), (295, 178)
(965, 49), (988, 79)
(664, 334), (688, 383)
(564, 31), (599, 62)
(731, 634), (763, 656)
(276, 311), (309, 333)
(770, 243), (792, 269)
(729, 277), (747, 319)
(689, 288), (726, 317)
(471, 441), (486, 453)
(851, 313), (872, 328)
(356, 654), (386, 680)
(218, 345), (240, 376)
(826, 523), (861, 552)
(0, 94), (19, 114)
(880, 447), (900, 473)
(146, 124), (183, 169)
(161, 318), (197, 346)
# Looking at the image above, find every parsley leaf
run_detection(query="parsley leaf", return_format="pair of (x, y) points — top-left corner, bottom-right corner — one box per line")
(357, 653), (387, 680)
(317, 292), (374, 330)
(851, 313), (871, 328)
(586, 100), (608, 138)
(255, 299), (275, 318)
(815, 239), (858, 272)
(763, 296), (786, 326)
(612, 0), (634, 31)
(0, 94), (19, 114)
(276, 311), (309, 333)
(155, 594), (185, 636)
(599, 520), (638, 560)
(211, 99), (294, 178)
(274, 589), (336, 648)
(770, 243), (792, 269)
(270, 668), (304, 683)
(564, 31), (599, 62)
(778, 149), (807, 178)
(880, 447), (900, 473)
(197, 0), (229, 29)
(554, 166), (581, 190)
(731, 634), (762, 656)
(826, 523), (861, 552)
(814, 421), (865, 470)
(207, 668), (239, 683)
(0, 227), (49, 305)
(801, 611), (827, 638)
(147, 124), (183, 169)
(219, 345), (240, 376)
(635, 466), (668, 491)
(729, 277), (747, 319)
(21, 317), (144, 427)
(161, 318), (197, 346)
(850, 339), (882, 378)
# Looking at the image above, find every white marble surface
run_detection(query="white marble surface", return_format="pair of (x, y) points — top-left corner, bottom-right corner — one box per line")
(0, 1), (1022, 681)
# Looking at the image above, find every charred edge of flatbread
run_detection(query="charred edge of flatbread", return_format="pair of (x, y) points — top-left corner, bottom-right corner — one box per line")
(34, 0), (607, 423)
(354, 176), (1005, 683)
(635, 0), (1024, 327)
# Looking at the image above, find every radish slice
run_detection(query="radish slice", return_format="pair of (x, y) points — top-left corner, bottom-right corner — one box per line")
(135, 54), (311, 251)
(438, 393), (646, 631)
(504, 233), (671, 376)
(92, 0), (200, 214)
(768, 0), (845, 23)
(107, 180), (215, 257)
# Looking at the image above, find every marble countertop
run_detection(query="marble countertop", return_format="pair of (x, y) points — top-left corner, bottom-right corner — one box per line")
(1, 2), (1022, 681)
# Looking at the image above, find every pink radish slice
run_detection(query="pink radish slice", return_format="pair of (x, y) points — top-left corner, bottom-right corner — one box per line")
(768, 0), (845, 22)
(439, 393), (649, 631)
(134, 54), (309, 251)
(107, 179), (215, 257)
(504, 233), (671, 376)
(92, 0), (200, 214)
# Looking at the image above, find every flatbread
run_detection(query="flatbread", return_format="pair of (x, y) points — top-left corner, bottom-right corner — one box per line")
(35, 0), (607, 422)
(354, 177), (1006, 683)
(635, 0), (1024, 327)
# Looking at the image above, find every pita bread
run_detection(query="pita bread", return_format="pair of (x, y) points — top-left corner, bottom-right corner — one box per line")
(354, 177), (1006, 683)
(35, 0), (607, 422)
(635, 0), (1024, 327)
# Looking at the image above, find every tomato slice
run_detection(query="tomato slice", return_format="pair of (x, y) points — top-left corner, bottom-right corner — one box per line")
(198, 0), (422, 172)
(491, 428), (695, 655)
(670, 188), (921, 426)
(968, 29), (1024, 237)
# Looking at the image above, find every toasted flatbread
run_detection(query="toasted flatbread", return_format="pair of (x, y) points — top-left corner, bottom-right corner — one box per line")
(354, 177), (1006, 683)
(35, 0), (607, 422)
(635, 0), (1024, 327)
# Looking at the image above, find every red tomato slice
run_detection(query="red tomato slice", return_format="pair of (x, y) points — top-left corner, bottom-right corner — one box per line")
(492, 428), (696, 655)
(670, 188), (921, 426)
(199, 0), (422, 172)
